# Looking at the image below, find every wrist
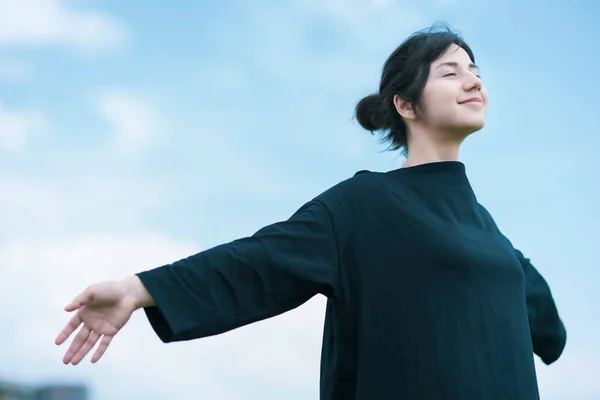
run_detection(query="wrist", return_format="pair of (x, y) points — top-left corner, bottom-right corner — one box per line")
(122, 275), (156, 310)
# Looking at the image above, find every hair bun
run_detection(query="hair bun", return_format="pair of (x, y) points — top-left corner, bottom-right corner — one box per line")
(355, 94), (389, 132)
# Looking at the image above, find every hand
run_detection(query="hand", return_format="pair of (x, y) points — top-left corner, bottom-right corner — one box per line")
(55, 278), (139, 365)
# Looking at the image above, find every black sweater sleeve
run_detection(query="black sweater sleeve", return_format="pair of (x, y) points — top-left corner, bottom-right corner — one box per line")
(136, 200), (340, 343)
(515, 249), (567, 365)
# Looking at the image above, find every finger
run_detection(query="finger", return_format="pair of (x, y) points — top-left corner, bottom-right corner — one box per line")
(55, 313), (82, 346)
(91, 335), (113, 363)
(71, 330), (101, 365)
(64, 290), (93, 312)
(63, 326), (91, 365)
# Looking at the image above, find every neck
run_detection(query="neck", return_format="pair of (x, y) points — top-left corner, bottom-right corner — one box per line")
(403, 126), (467, 168)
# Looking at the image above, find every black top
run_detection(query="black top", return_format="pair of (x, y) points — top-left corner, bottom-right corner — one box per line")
(137, 161), (566, 400)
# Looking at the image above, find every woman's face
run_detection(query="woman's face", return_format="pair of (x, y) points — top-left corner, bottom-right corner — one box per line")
(418, 43), (488, 137)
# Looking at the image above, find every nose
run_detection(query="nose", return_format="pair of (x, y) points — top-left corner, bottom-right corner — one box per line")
(463, 74), (482, 92)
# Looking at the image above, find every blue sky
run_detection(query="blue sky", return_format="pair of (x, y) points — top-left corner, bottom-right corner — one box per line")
(1, 0), (598, 399)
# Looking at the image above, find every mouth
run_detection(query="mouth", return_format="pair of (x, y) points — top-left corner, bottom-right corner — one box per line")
(459, 98), (483, 105)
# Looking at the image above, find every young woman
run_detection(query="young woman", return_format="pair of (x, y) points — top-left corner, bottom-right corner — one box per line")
(56, 26), (566, 399)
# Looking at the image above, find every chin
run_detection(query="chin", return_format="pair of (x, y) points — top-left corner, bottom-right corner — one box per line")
(467, 122), (485, 134)
(442, 117), (486, 138)
(447, 123), (484, 140)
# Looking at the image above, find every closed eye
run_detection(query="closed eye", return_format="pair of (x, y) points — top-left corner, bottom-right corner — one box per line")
(443, 72), (457, 77)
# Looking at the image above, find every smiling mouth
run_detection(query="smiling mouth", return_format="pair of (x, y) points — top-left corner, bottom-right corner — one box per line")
(459, 99), (483, 105)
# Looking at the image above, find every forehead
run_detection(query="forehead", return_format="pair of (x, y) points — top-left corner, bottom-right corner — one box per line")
(432, 43), (473, 66)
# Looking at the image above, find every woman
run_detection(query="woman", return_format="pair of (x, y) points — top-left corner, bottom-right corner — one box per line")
(56, 26), (566, 399)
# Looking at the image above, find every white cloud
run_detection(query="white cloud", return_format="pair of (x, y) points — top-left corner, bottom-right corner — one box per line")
(0, 176), (64, 239)
(0, 172), (166, 240)
(0, 101), (44, 152)
(98, 91), (162, 154)
(0, 0), (126, 51)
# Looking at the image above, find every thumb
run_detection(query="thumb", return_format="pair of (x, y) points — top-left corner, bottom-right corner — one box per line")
(64, 289), (94, 312)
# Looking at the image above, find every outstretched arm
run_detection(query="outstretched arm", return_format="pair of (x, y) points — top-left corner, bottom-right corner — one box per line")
(136, 199), (341, 343)
(56, 199), (340, 364)
(515, 249), (567, 365)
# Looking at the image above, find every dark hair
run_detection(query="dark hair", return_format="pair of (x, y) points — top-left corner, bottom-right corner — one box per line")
(355, 23), (475, 152)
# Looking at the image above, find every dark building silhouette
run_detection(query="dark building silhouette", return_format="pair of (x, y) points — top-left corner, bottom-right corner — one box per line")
(35, 385), (88, 400)
(0, 380), (32, 400)
(0, 380), (88, 400)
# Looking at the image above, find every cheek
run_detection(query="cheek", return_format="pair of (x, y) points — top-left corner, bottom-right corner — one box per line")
(421, 85), (455, 115)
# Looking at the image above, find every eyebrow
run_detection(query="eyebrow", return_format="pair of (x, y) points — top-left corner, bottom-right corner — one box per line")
(436, 61), (480, 72)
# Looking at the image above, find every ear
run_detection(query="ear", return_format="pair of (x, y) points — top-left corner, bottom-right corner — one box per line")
(393, 94), (415, 120)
